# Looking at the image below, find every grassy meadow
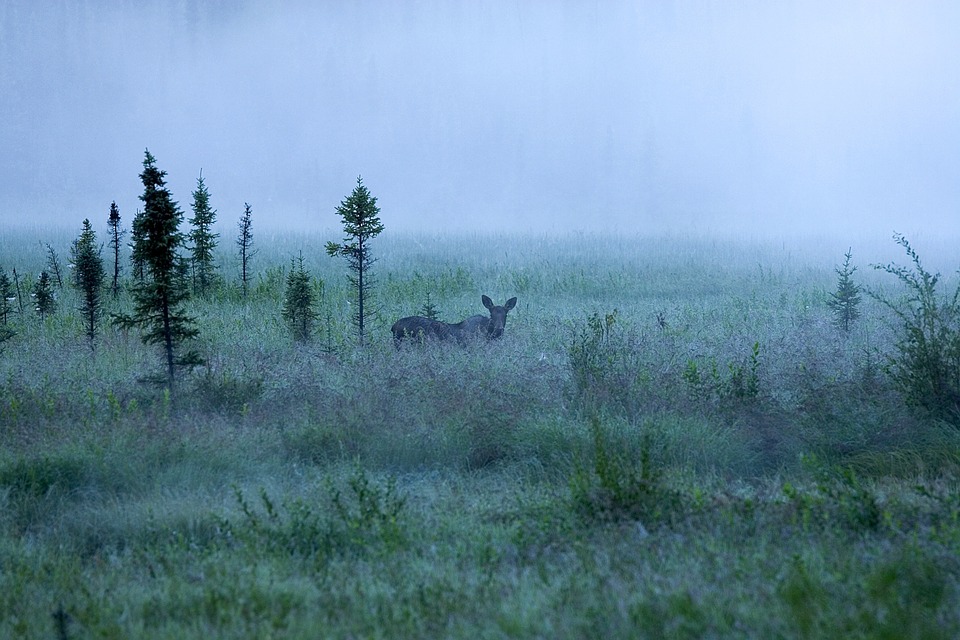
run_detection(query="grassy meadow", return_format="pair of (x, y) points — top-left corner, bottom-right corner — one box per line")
(1, 227), (960, 638)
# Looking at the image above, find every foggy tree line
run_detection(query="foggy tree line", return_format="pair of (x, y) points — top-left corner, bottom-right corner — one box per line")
(0, 149), (383, 390)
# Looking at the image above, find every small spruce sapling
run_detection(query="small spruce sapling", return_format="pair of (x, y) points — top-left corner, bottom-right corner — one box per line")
(237, 203), (257, 298)
(827, 248), (862, 332)
(419, 292), (440, 321)
(0, 268), (15, 324)
(282, 252), (315, 342)
(33, 271), (56, 321)
(70, 219), (106, 344)
(188, 170), (220, 296)
(325, 176), (384, 345)
(44, 243), (65, 289)
(12, 268), (24, 314)
(0, 269), (15, 346)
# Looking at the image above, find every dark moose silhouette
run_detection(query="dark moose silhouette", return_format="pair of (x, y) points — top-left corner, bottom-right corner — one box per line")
(392, 295), (517, 348)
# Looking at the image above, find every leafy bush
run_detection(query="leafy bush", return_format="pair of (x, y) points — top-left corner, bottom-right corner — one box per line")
(280, 420), (346, 465)
(0, 453), (91, 499)
(682, 341), (762, 404)
(778, 546), (954, 639)
(227, 465), (407, 563)
(191, 368), (264, 415)
(567, 310), (655, 418)
(872, 234), (960, 426)
(569, 415), (685, 524)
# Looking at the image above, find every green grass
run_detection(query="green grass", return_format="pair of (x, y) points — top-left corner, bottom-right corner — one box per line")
(1, 228), (959, 638)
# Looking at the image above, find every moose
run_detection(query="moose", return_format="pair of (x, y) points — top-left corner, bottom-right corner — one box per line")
(392, 295), (518, 348)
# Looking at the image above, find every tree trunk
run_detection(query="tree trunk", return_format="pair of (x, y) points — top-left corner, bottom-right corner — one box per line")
(357, 236), (365, 345)
(162, 294), (175, 389)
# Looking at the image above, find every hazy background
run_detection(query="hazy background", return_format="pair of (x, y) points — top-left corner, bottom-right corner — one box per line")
(1, 0), (958, 237)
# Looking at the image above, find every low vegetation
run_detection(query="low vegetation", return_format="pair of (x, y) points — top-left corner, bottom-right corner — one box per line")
(1, 228), (959, 638)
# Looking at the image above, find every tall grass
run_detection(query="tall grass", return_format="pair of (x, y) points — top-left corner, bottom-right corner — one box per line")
(1, 228), (959, 637)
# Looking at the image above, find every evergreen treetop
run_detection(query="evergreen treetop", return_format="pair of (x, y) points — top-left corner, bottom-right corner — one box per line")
(188, 170), (219, 295)
(325, 176), (384, 344)
(138, 150), (185, 282)
(107, 201), (125, 296)
(237, 202), (256, 298)
(45, 244), (64, 289)
(0, 269), (15, 325)
(71, 218), (106, 343)
(326, 177), (384, 250)
(33, 270), (56, 321)
(113, 149), (200, 388)
(827, 248), (861, 332)
(282, 253), (316, 342)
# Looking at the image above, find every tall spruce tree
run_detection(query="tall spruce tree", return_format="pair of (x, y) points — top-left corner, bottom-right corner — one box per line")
(70, 219), (105, 344)
(237, 202), (256, 298)
(188, 171), (219, 296)
(113, 150), (201, 389)
(325, 176), (384, 345)
(107, 201), (125, 297)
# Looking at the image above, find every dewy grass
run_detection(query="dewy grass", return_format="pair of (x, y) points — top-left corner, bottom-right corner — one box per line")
(1, 229), (960, 637)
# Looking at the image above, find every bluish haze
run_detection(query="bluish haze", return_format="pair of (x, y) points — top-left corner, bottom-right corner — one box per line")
(1, 0), (958, 236)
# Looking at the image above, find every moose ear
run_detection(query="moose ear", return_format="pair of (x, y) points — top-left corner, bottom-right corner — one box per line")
(504, 297), (517, 311)
(482, 295), (493, 310)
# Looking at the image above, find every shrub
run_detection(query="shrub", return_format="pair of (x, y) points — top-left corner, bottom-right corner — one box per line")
(682, 342), (762, 404)
(191, 368), (263, 415)
(567, 310), (650, 417)
(872, 234), (960, 426)
(569, 415), (685, 524)
(778, 545), (954, 639)
(227, 465), (407, 562)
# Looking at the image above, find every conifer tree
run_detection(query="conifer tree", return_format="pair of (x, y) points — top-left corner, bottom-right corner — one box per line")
(419, 292), (440, 321)
(0, 269), (14, 323)
(237, 203), (256, 298)
(0, 269), (16, 341)
(107, 201), (125, 297)
(828, 248), (861, 332)
(44, 243), (64, 289)
(129, 208), (146, 283)
(325, 176), (384, 345)
(282, 253), (316, 342)
(188, 171), (219, 296)
(33, 270), (56, 321)
(112, 149), (201, 389)
(11, 268), (23, 314)
(71, 219), (106, 343)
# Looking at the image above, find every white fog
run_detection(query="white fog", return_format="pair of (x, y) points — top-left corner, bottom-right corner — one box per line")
(1, 1), (958, 239)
